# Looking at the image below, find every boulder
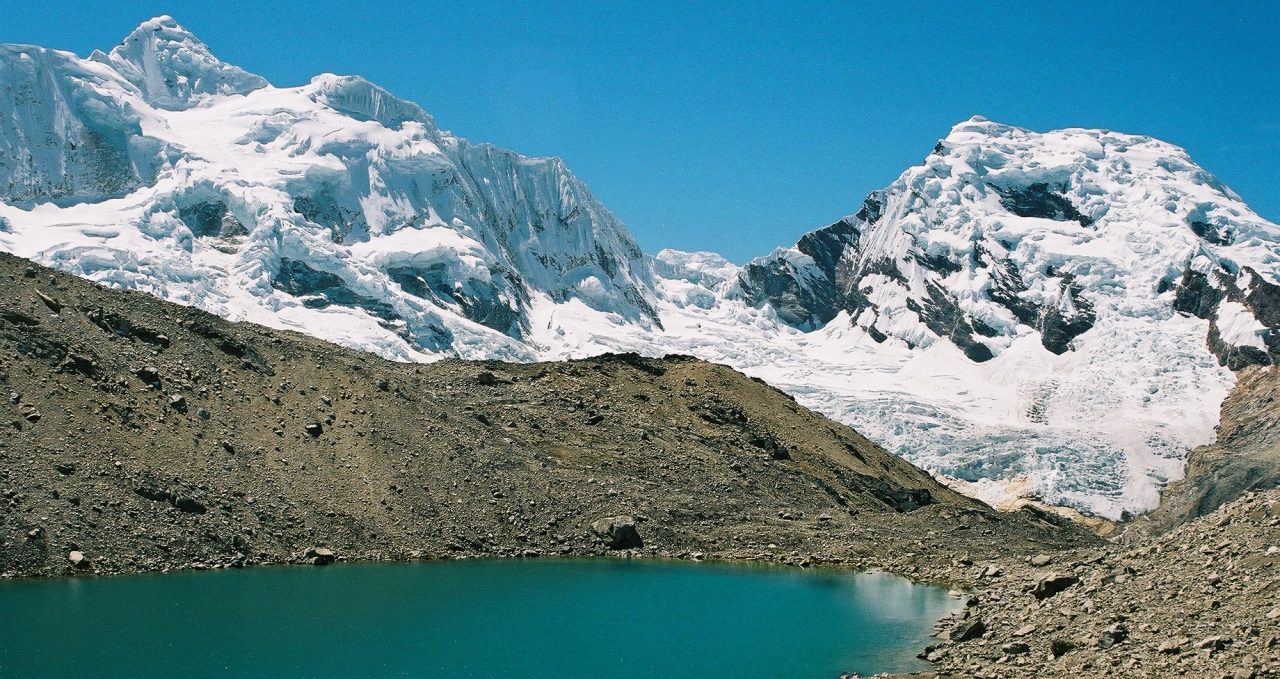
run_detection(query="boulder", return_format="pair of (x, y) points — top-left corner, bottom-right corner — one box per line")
(946, 617), (986, 642)
(1195, 636), (1229, 651)
(135, 485), (173, 502)
(306, 547), (336, 565)
(35, 289), (62, 313)
(1097, 623), (1128, 649)
(172, 495), (207, 514)
(1050, 639), (1074, 658)
(305, 422), (323, 437)
(1031, 573), (1080, 600)
(67, 551), (89, 569)
(136, 366), (162, 387)
(1029, 554), (1054, 567)
(591, 515), (642, 549)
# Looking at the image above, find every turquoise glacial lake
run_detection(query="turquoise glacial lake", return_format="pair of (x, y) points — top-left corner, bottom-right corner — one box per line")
(0, 559), (958, 678)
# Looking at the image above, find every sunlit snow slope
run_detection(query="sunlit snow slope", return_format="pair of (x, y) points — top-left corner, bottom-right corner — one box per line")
(3, 18), (1279, 519)
(0, 17), (657, 362)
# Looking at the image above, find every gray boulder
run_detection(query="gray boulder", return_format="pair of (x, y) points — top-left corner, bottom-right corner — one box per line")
(946, 617), (986, 642)
(1097, 622), (1128, 649)
(1031, 573), (1080, 600)
(305, 547), (336, 565)
(591, 515), (642, 549)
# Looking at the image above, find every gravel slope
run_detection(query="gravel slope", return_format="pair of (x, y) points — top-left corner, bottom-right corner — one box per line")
(0, 252), (1094, 579)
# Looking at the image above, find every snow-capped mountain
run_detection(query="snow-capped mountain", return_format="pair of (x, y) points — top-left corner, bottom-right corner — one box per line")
(710, 117), (1280, 517)
(3, 18), (1279, 520)
(739, 116), (1280, 370)
(0, 16), (657, 361)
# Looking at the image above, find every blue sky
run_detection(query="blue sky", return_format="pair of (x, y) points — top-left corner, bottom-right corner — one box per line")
(3, 1), (1277, 262)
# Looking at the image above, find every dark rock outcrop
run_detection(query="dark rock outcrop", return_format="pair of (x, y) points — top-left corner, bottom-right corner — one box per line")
(591, 516), (642, 549)
(994, 182), (1094, 227)
(273, 258), (398, 323)
(1172, 264), (1280, 369)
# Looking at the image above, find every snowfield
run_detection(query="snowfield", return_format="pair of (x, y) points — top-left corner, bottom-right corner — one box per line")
(2, 17), (1278, 519)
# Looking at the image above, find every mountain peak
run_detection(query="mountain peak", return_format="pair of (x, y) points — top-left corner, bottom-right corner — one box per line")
(103, 15), (267, 109)
(132, 14), (182, 32)
(307, 73), (435, 129)
(944, 115), (1024, 141)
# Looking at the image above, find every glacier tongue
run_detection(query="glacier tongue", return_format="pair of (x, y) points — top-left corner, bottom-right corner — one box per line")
(527, 263), (1234, 520)
(2, 21), (1279, 519)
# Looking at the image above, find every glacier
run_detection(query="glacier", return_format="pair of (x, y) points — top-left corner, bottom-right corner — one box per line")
(2, 18), (1279, 520)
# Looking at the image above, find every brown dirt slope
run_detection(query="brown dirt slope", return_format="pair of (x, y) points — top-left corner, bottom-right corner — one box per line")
(0, 251), (1096, 577)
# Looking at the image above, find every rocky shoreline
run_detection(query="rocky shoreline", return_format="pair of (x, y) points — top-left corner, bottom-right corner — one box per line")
(896, 489), (1280, 679)
(16, 488), (1280, 679)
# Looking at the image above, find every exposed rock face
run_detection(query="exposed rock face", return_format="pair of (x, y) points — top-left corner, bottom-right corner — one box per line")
(1132, 365), (1280, 535)
(739, 216), (862, 330)
(273, 259), (398, 323)
(995, 182), (1094, 227)
(1172, 265), (1280, 368)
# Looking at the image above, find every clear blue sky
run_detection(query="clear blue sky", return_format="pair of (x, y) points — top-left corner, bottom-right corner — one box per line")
(3, 1), (1277, 262)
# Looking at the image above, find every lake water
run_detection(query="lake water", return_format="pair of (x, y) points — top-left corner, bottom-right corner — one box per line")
(0, 559), (957, 678)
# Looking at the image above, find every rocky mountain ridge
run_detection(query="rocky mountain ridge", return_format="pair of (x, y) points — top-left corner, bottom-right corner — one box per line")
(0, 251), (1093, 579)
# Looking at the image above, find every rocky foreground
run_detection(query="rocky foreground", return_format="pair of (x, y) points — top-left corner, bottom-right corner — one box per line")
(901, 489), (1280, 679)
